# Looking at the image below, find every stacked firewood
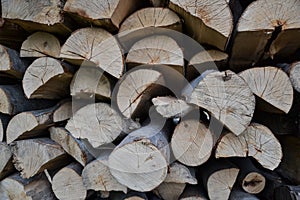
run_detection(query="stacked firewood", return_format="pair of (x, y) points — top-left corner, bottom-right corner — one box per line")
(0, 0), (299, 199)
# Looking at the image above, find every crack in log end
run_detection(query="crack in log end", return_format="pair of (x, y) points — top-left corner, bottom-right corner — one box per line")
(196, 8), (210, 24)
(243, 178), (263, 187)
(263, 23), (283, 59)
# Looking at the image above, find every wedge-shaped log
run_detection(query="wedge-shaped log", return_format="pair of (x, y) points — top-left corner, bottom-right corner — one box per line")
(53, 101), (72, 123)
(0, 143), (14, 180)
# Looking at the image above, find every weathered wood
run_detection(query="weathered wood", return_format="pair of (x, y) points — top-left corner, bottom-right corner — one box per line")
(215, 123), (282, 170)
(0, 44), (27, 78)
(0, 142), (14, 180)
(289, 61), (300, 93)
(239, 66), (293, 114)
(52, 163), (87, 200)
(179, 184), (208, 200)
(49, 127), (93, 166)
(0, 114), (10, 142)
(53, 101), (72, 123)
(188, 70), (255, 136)
(274, 185), (300, 200)
(171, 119), (214, 166)
(23, 57), (75, 99)
(20, 32), (61, 58)
(126, 35), (185, 74)
(10, 138), (68, 179)
(60, 27), (124, 78)
(230, 0), (300, 68)
(66, 103), (139, 148)
(6, 105), (58, 144)
(169, 0), (233, 51)
(0, 173), (55, 200)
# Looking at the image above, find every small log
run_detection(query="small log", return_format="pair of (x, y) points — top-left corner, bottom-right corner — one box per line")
(274, 185), (300, 200)
(289, 61), (300, 93)
(0, 114), (10, 142)
(63, 0), (143, 32)
(239, 66), (293, 114)
(126, 35), (185, 74)
(171, 119), (214, 166)
(60, 27), (124, 78)
(66, 103), (140, 148)
(0, 44), (27, 78)
(0, 85), (55, 115)
(22, 57), (75, 99)
(20, 32), (61, 58)
(215, 123), (282, 170)
(187, 50), (228, 81)
(82, 151), (127, 193)
(179, 184), (208, 200)
(229, 189), (259, 200)
(52, 163), (87, 200)
(49, 127), (93, 166)
(230, 0), (300, 68)
(0, 173), (55, 200)
(0, 142), (14, 180)
(6, 105), (58, 144)
(10, 138), (68, 179)
(53, 101), (72, 123)
(169, 0), (233, 50)
(188, 70), (255, 136)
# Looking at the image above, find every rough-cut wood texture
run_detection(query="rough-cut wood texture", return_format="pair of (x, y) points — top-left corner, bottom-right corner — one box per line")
(20, 32), (61, 58)
(52, 163), (87, 200)
(0, 142), (14, 181)
(53, 101), (72, 123)
(60, 27), (124, 78)
(188, 70), (255, 136)
(23, 57), (75, 99)
(169, 0), (233, 50)
(230, 0), (300, 68)
(0, 44), (27, 78)
(126, 35), (185, 74)
(216, 123), (282, 170)
(10, 138), (68, 179)
(49, 127), (93, 166)
(274, 185), (300, 200)
(239, 67), (293, 114)
(289, 61), (300, 93)
(0, 173), (55, 200)
(0, 114), (10, 142)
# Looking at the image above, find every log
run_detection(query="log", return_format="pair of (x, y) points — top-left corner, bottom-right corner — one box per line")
(60, 27), (124, 79)
(215, 123), (282, 170)
(230, 0), (300, 68)
(53, 101), (72, 123)
(22, 57), (75, 99)
(0, 142), (14, 180)
(179, 184), (208, 200)
(20, 32), (61, 58)
(63, 0), (143, 32)
(49, 127), (93, 166)
(52, 163), (87, 200)
(171, 119), (214, 166)
(288, 61), (300, 93)
(1, 0), (73, 37)
(66, 103), (140, 148)
(0, 44), (27, 78)
(187, 70), (255, 136)
(0, 173), (55, 200)
(168, 0), (233, 51)
(274, 185), (300, 200)
(229, 189), (259, 200)
(187, 50), (228, 81)
(10, 138), (68, 179)
(0, 114), (10, 142)
(239, 66), (294, 114)
(6, 105), (58, 144)
(126, 35), (185, 74)
(82, 151), (127, 193)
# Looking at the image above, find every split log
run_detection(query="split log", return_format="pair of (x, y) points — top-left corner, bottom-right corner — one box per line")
(22, 57), (75, 99)
(66, 103), (140, 148)
(168, 0), (233, 51)
(230, 0), (300, 68)
(70, 65), (112, 100)
(155, 162), (197, 200)
(1, 0), (73, 37)
(6, 105), (58, 144)
(82, 151), (127, 193)
(63, 0), (143, 32)
(229, 189), (259, 200)
(60, 27), (124, 79)
(288, 61), (300, 93)
(0, 44), (27, 78)
(49, 127), (93, 166)
(171, 119), (214, 166)
(53, 101), (72, 123)
(52, 163), (87, 200)
(126, 35), (185, 74)
(239, 66), (293, 114)
(20, 32), (61, 58)
(0, 142), (14, 180)
(0, 85), (55, 115)
(0, 173), (55, 200)
(274, 185), (300, 200)
(0, 114), (10, 142)
(215, 123), (282, 170)
(187, 50), (228, 81)
(179, 184), (208, 200)
(187, 70), (255, 136)
(10, 138), (68, 179)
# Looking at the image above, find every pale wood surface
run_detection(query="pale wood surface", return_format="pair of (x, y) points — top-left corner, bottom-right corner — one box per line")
(0, 142), (13, 181)
(289, 61), (300, 93)
(53, 101), (72, 123)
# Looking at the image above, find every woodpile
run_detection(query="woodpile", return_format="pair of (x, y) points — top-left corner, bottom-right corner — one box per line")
(0, 0), (299, 199)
